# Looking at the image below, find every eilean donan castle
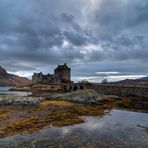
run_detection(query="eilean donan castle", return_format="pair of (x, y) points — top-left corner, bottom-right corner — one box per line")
(32, 63), (72, 85)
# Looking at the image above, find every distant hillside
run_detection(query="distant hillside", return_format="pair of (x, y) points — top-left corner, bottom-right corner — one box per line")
(112, 76), (148, 86)
(0, 66), (32, 86)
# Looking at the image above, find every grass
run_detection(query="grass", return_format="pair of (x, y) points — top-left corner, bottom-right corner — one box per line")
(0, 101), (109, 137)
(40, 100), (74, 107)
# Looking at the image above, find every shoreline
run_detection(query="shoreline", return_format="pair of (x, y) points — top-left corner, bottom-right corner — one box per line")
(0, 89), (147, 138)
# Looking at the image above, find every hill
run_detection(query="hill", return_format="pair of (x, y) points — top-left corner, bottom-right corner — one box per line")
(0, 66), (32, 86)
(112, 76), (148, 86)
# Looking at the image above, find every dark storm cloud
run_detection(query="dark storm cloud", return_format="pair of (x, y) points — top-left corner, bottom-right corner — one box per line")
(93, 0), (148, 32)
(79, 0), (148, 63)
(0, 0), (148, 81)
(0, 1), (85, 71)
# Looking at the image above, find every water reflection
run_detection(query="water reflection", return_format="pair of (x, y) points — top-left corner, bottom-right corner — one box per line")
(0, 109), (147, 147)
(0, 87), (32, 96)
(0, 87), (12, 91)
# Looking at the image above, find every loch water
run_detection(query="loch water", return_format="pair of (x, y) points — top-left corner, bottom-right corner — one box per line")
(0, 109), (147, 148)
(0, 87), (31, 96)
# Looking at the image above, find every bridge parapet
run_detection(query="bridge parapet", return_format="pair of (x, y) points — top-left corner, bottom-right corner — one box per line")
(84, 83), (148, 98)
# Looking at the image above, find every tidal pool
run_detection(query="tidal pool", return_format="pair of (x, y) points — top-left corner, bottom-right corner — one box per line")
(0, 109), (147, 148)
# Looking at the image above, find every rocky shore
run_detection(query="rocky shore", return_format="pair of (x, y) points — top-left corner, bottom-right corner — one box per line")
(45, 89), (120, 105)
(1, 89), (119, 106)
(0, 96), (44, 106)
(0, 89), (147, 138)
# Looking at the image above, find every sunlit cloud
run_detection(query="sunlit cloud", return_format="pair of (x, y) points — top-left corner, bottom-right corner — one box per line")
(77, 74), (147, 83)
(96, 72), (121, 75)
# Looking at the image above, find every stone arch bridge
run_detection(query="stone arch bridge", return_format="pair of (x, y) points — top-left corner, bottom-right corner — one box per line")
(70, 83), (85, 91)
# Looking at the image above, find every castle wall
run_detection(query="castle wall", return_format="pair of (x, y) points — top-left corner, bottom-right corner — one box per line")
(32, 73), (43, 84)
(31, 84), (71, 92)
(54, 69), (70, 82)
(32, 63), (71, 85)
(54, 63), (71, 83)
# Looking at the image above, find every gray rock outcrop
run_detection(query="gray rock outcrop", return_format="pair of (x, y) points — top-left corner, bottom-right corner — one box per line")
(0, 96), (44, 106)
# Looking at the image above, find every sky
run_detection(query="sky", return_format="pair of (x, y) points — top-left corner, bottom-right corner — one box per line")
(0, 0), (148, 82)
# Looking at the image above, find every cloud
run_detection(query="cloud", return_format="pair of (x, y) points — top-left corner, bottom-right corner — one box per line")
(96, 72), (120, 75)
(0, 0), (148, 81)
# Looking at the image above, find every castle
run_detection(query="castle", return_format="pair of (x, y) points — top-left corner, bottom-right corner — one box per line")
(32, 63), (72, 85)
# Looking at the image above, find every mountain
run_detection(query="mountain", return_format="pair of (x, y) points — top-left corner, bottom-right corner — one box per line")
(112, 76), (148, 86)
(0, 66), (32, 86)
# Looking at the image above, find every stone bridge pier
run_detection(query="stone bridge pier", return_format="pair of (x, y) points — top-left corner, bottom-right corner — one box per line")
(70, 83), (85, 91)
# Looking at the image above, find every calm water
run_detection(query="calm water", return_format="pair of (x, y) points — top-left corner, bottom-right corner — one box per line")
(0, 87), (31, 96)
(0, 109), (147, 148)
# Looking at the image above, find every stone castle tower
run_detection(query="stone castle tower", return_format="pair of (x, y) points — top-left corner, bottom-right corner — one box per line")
(54, 63), (71, 83)
(32, 63), (71, 84)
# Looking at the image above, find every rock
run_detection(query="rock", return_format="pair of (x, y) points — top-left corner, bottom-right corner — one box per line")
(0, 96), (45, 106)
(9, 87), (31, 91)
(46, 89), (104, 105)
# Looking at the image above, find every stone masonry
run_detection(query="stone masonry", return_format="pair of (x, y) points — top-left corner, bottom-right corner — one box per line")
(32, 63), (71, 85)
